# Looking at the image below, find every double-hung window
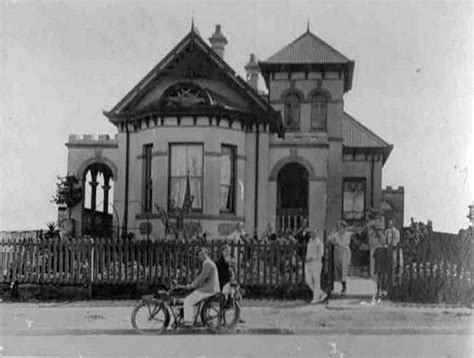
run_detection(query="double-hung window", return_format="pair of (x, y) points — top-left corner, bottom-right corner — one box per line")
(284, 93), (301, 130)
(169, 144), (203, 210)
(343, 178), (366, 220)
(311, 93), (328, 131)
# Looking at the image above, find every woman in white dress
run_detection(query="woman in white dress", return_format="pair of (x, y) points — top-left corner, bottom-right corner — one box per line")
(305, 229), (327, 303)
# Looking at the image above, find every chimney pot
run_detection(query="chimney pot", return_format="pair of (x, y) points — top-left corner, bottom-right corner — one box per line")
(209, 24), (227, 59)
(245, 53), (260, 90)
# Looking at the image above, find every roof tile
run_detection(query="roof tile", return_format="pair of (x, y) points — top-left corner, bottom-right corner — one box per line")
(264, 31), (351, 64)
(343, 112), (391, 148)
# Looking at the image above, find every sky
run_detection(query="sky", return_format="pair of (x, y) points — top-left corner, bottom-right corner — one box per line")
(1, 0), (473, 233)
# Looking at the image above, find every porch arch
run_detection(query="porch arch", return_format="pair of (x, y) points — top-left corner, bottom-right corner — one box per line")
(269, 156), (317, 181)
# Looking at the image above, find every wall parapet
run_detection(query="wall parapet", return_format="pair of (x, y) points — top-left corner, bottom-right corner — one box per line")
(66, 134), (118, 148)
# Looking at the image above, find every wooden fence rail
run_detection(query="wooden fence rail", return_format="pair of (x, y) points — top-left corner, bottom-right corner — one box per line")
(2, 236), (470, 304)
(0, 239), (317, 289)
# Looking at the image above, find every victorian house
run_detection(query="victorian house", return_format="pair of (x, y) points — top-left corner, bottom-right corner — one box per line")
(63, 24), (394, 239)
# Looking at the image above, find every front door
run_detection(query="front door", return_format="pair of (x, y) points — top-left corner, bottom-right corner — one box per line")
(276, 162), (308, 231)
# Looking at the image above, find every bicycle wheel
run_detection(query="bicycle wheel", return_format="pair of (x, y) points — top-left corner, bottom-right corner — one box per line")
(201, 295), (240, 332)
(221, 296), (240, 331)
(131, 299), (169, 334)
(201, 296), (221, 333)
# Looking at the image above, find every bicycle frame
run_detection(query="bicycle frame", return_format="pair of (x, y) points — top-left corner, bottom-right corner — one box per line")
(150, 288), (219, 329)
(135, 282), (241, 333)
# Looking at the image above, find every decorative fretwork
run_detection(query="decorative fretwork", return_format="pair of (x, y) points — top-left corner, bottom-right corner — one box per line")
(162, 82), (210, 107)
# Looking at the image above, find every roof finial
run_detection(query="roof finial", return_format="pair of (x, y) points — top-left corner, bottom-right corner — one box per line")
(306, 19), (310, 33)
(191, 11), (195, 31)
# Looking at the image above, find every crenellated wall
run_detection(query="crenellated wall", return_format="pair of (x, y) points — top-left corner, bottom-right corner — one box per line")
(64, 133), (120, 237)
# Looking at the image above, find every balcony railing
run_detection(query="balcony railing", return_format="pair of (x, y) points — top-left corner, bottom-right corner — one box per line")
(276, 209), (308, 232)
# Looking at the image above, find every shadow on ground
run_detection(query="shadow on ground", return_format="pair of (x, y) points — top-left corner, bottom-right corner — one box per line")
(6, 327), (294, 336)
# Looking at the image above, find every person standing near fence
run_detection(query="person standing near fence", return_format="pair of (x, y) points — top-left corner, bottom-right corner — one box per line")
(228, 222), (251, 263)
(228, 222), (247, 243)
(329, 220), (352, 295)
(305, 229), (327, 303)
(296, 219), (311, 260)
(263, 222), (277, 242)
(385, 219), (403, 274)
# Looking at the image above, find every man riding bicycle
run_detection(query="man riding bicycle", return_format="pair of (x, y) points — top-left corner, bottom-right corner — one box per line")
(182, 247), (220, 326)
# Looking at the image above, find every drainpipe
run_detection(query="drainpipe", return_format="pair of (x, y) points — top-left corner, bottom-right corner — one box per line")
(370, 154), (375, 208)
(254, 122), (260, 238)
(122, 117), (130, 238)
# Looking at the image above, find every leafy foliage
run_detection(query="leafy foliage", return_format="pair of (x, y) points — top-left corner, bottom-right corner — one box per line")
(155, 201), (202, 240)
(385, 220), (473, 305)
(52, 175), (83, 209)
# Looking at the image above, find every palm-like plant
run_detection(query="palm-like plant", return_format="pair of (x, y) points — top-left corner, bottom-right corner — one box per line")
(51, 175), (83, 219)
(45, 220), (59, 239)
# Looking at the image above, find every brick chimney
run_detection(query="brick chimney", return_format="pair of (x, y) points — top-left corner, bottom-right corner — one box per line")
(244, 53), (260, 90)
(209, 24), (227, 59)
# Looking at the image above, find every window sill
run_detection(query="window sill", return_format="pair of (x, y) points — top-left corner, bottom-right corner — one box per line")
(135, 212), (244, 222)
(342, 217), (366, 223)
(310, 129), (327, 133)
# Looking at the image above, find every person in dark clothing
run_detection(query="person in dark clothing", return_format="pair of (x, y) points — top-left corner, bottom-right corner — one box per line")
(216, 244), (244, 323)
(295, 219), (311, 260)
(216, 244), (235, 293)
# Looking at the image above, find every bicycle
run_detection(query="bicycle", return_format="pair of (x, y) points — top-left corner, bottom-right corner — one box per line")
(131, 281), (241, 334)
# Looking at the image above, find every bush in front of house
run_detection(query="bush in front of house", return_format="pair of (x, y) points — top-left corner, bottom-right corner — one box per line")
(387, 221), (473, 305)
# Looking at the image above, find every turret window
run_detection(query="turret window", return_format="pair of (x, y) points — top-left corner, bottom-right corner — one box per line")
(311, 93), (328, 131)
(284, 93), (301, 130)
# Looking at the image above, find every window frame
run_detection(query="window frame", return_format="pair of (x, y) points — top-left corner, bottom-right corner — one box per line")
(310, 92), (328, 131)
(142, 143), (154, 213)
(220, 144), (237, 214)
(342, 177), (367, 221)
(167, 142), (204, 213)
(284, 93), (301, 131)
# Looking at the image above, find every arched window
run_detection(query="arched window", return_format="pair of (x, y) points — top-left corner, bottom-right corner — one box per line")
(311, 93), (328, 131)
(83, 163), (114, 214)
(284, 93), (300, 130)
(82, 163), (115, 237)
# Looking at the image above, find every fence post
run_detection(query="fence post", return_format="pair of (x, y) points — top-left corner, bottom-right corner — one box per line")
(89, 238), (94, 299)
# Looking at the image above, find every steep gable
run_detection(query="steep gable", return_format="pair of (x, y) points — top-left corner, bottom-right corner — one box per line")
(104, 27), (275, 124)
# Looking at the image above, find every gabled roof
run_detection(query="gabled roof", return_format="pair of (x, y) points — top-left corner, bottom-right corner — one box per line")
(105, 26), (276, 124)
(343, 112), (393, 164)
(264, 30), (351, 65)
